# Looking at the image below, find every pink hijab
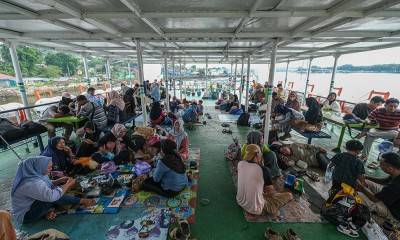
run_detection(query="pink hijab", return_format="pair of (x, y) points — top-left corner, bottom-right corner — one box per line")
(109, 90), (125, 111)
(111, 123), (126, 154)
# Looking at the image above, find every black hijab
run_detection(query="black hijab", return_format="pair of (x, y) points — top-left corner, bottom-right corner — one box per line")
(305, 97), (323, 124)
(161, 139), (185, 174)
(83, 121), (102, 141)
(327, 92), (337, 105)
(150, 101), (163, 120)
(123, 88), (136, 113)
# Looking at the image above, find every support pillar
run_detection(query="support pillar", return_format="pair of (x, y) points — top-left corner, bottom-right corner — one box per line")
(128, 60), (132, 88)
(164, 55), (170, 112)
(303, 57), (313, 103)
(179, 60), (182, 100)
(239, 57), (244, 106)
(263, 39), (278, 142)
(82, 54), (90, 87)
(8, 42), (32, 120)
(107, 59), (112, 91)
(234, 60), (238, 95)
(172, 58), (176, 97)
(135, 40), (148, 126)
(329, 53), (341, 93)
(284, 60), (290, 88)
(245, 55), (251, 112)
(205, 57), (208, 93)
(230, 62), (233, 92)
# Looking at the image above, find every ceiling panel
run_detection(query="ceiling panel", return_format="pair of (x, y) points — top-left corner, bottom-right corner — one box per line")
(134, 0), (254, 11)
(0, 20), (67, 32)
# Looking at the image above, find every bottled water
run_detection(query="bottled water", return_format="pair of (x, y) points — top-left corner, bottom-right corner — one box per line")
(324, 168), (333, 182)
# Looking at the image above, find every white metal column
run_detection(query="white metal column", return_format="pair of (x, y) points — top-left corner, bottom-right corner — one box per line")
(329, 53), (340, 93)
(205, 58), (208, 93)
(107, 59), (112, 91)
(179, 60), (182, 100)
(82, 54), (90, 87)
(164, 55), (170, 112)
(8, 42), (32, 120)
(234, 60), (238, 95)
(245, 55), (251, 112)
(239, 57), (244, 106)
(135, 40), (148, 126)
(128, 60), (132, 88)
(172, 58), (176, 97)
(230, 62), (233, 92)
(303, 57), (313, 103)
(284, 60), (290, 88)
(263, 39), (278, 142)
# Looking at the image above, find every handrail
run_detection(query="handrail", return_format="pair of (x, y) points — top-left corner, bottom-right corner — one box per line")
(0, 93), (105, 116)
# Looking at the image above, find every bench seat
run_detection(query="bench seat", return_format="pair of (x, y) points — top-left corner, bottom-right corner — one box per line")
(103, 113), (142, 132)
(292, 128), (332, 144)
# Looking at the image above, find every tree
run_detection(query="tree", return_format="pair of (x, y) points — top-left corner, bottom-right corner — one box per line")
(45, 52), (79, 76)
(37, 65), (61, 78)
(0, 44), (43, 77)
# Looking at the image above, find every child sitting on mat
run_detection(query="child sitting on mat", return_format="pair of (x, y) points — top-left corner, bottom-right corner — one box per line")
(327, 139), (366, 190)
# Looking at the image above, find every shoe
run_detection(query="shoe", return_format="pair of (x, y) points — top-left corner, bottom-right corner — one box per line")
(264, 228), (283, 240)
(169, 227), (187, 240)
(337, 224), (359, 238)
(285, 228), (301, 240)
(178, 219), (190, 237)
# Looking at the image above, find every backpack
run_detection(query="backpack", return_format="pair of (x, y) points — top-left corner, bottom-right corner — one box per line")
(237, 113), (251, 126)
(20, 120), (48, 135)
(0, 118), (24, 144)
(224, 137), (241, 161)
(322, 183), (370, 228)
(107, 105), (120, 124)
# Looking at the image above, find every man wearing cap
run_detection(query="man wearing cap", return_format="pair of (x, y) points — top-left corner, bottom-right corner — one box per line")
(39, 105), (74, 143)
(237, 144), (293, 216)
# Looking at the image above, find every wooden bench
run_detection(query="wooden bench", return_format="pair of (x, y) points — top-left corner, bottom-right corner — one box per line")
(292, 128), (332, 144)
(103, 113), (142, 132)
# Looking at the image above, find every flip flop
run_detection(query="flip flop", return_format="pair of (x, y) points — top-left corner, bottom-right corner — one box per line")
(221, 123), (230, 127)
(178, 219), (191, 237)
(169, 228), (187, 240)
(367, 162), (379, 169)
(306, 171), (320, 182)
(222, 129), (232, 134)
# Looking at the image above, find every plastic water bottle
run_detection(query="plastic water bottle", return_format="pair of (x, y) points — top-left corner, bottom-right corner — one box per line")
(324, 168), (333, 183)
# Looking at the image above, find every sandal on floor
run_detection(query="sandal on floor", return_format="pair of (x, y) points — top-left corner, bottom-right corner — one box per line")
(367, 161), (379, 169)
(306, 171), (320, 182)
(178, 219), (191, 237)
(131, 174), (148, 193)
(221, 123), (230, 127)
(169, 228), (187, 240)
(222, 129), (232, 134)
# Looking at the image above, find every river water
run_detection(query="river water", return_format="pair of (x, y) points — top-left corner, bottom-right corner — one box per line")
(272, 72), (400, 103)
(1, 72), (399, 106)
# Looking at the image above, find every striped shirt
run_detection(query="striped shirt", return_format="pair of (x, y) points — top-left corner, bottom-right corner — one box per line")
(77, 101), (107, 129)
(368, 108), (400, 131)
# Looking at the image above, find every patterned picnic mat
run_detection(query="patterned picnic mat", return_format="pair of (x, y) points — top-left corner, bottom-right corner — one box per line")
(105, 208), (171, 240)
(228, 159), (322, 222)
(122, 148), (200, 224)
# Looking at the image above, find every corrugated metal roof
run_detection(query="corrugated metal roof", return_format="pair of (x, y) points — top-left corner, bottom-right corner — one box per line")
(0, 0), (399, 64)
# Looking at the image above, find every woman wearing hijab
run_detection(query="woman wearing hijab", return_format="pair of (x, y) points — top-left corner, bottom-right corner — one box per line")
(141, 139), (188, 198)
(226, 94), (239, 112)
(123, 88), (136, 117)
(149, 101), (165, 125)
(321, 92), (341, 113)
(304, 97), (324, 132)
(167, 120), (189, 159)
(240, 131), (282, 178)
(285, 92), (301, 112)
(93, 124), (150, 165)
(75, 121), (104, 158)
(273, 104), (307, 140)
(40, 136), (74, 175)
(11, 156), (95, 223)
(150, 83), (161, 102)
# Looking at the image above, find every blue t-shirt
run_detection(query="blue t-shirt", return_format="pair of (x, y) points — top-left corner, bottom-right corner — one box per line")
(184, 105), (196, 116)
(153, 160), (188, 191)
